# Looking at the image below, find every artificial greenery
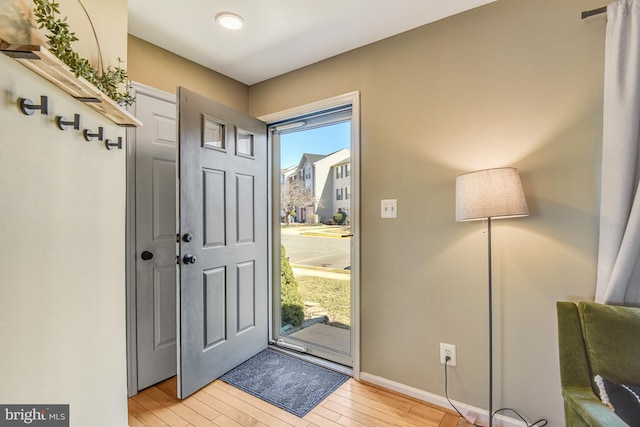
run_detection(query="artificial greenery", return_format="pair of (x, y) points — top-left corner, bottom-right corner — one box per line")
(33, 0), (133, 106)
(281, 245), (304, 327)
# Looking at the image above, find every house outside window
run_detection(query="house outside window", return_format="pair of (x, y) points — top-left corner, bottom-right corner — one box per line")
(330, 157), (351, 223)
(284, 150), (350, 224)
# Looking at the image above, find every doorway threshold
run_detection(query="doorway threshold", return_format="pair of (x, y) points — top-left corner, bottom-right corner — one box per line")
(268, 343), (353, 377)
(288, 323), (350, 355)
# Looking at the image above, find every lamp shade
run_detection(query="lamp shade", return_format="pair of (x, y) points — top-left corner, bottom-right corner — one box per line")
(456, 167), (529, 222)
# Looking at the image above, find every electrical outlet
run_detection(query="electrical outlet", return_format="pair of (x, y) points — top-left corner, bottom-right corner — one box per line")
(440, 343), (457, 366)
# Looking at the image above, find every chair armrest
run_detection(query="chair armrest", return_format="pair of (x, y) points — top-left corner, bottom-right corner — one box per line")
(564, 389), (628, 426)
(557, 302), (592, 389)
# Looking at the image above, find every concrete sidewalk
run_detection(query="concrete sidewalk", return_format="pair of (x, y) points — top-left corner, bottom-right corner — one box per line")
(281, 224), (350, 238)
(292, 266), (350, 280)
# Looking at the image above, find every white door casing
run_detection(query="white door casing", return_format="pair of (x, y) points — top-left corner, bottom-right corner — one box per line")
(260, 92), (361, 377)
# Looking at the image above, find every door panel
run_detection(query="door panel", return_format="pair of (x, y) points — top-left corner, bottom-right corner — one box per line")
(236, 174), (255, 243)
(177, 87), (268, 399)
(203, 267), (226, 347)
(153, 160), (176, 239)
(237, 260), (256, 332)
(153, 266), (177, 349)
(135, 92), (178, 390)
(202, 168), (226, 248)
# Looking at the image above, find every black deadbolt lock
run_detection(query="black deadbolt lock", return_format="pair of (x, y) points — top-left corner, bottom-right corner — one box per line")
(141, 251), (154, 261)
(182, 233), (193, 242)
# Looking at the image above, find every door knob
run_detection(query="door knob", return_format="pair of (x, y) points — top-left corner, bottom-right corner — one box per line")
(141, 251), (154, 261)
(183, 253), (197, 264)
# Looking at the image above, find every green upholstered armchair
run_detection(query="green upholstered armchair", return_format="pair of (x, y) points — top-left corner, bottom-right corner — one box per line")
(557, 301), (640, 426)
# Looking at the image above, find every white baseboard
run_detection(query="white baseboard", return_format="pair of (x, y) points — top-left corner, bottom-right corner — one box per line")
(359, 372), (522, 427)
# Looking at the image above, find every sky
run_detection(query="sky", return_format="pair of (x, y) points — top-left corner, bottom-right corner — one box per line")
(280, 121), (350, 169)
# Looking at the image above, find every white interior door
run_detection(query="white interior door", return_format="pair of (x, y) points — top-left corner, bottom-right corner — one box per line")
(134, 89), (178, 390)
(177, 87), (269, 398)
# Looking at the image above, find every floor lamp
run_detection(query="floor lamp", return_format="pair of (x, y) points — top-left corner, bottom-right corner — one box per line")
(455, 168), (529, 427)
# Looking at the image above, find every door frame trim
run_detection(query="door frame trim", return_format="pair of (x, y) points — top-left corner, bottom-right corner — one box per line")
(259, 91), (361, 379)
(125, 82), (177, 397)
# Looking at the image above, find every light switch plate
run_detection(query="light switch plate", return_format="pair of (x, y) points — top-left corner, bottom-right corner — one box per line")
(381, 199), (397, 218)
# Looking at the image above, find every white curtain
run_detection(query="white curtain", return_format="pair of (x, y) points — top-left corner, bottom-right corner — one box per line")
(596, 0), (640, 305)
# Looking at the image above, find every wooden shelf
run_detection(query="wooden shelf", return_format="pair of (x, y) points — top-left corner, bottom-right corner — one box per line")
(1, 40), (141, 127)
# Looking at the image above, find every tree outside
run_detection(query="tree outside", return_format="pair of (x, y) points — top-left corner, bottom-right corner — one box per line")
(280, 180), (314, 225)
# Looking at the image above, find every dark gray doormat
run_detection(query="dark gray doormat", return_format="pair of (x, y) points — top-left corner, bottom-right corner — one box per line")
(219, 348), (349, 417)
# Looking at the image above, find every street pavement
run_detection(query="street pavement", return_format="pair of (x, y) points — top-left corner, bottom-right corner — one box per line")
(280, 225), (351, 271)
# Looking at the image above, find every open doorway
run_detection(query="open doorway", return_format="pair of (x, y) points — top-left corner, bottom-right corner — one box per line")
(126, 87), (359, 397)
(263, 93), (360, 370)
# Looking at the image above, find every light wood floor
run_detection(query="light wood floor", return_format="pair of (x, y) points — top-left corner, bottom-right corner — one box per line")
(128, 376), (471, 427)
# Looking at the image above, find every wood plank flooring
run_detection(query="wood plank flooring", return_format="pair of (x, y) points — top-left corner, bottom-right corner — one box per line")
(128, 376), (471, 427)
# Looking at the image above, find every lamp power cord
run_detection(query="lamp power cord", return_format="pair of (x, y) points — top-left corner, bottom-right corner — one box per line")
(444, 356), (548, 427)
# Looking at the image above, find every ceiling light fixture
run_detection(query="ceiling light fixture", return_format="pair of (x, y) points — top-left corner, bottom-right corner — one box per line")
(216, 12), (244, 30)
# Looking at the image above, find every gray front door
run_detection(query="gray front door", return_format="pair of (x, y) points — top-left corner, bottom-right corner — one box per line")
(177, 87), (268, 399)
(135, 89), (178, 390)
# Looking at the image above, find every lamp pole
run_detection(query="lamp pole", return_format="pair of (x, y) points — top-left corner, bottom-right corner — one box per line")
(487, 217), (494, 427)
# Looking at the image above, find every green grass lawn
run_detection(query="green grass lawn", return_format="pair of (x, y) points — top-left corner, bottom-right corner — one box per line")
(297, 275), (351, 328)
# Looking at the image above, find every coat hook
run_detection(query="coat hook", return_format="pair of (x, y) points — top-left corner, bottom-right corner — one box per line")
(83, 127), (104, 142)
(19, 96), (48, 116)
(56, 114), (81, 131)
(105, 137), (123, 150)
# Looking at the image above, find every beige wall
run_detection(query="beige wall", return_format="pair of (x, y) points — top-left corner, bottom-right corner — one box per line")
(0, 1), (128, 426)
(251, 0), (605, 424)
(128, 35), (249, 113)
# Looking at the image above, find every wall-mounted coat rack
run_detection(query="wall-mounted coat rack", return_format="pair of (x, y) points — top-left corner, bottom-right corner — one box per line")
(17, 95), (123, 151)
(56, 114), (80, 131)
(105, 137), (123, 150)
(19, 96), (48, 115)
(83, 127), (104, 142)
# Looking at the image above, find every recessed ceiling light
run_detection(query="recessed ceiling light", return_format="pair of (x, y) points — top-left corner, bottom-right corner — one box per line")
(216, 12), (244, 30)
